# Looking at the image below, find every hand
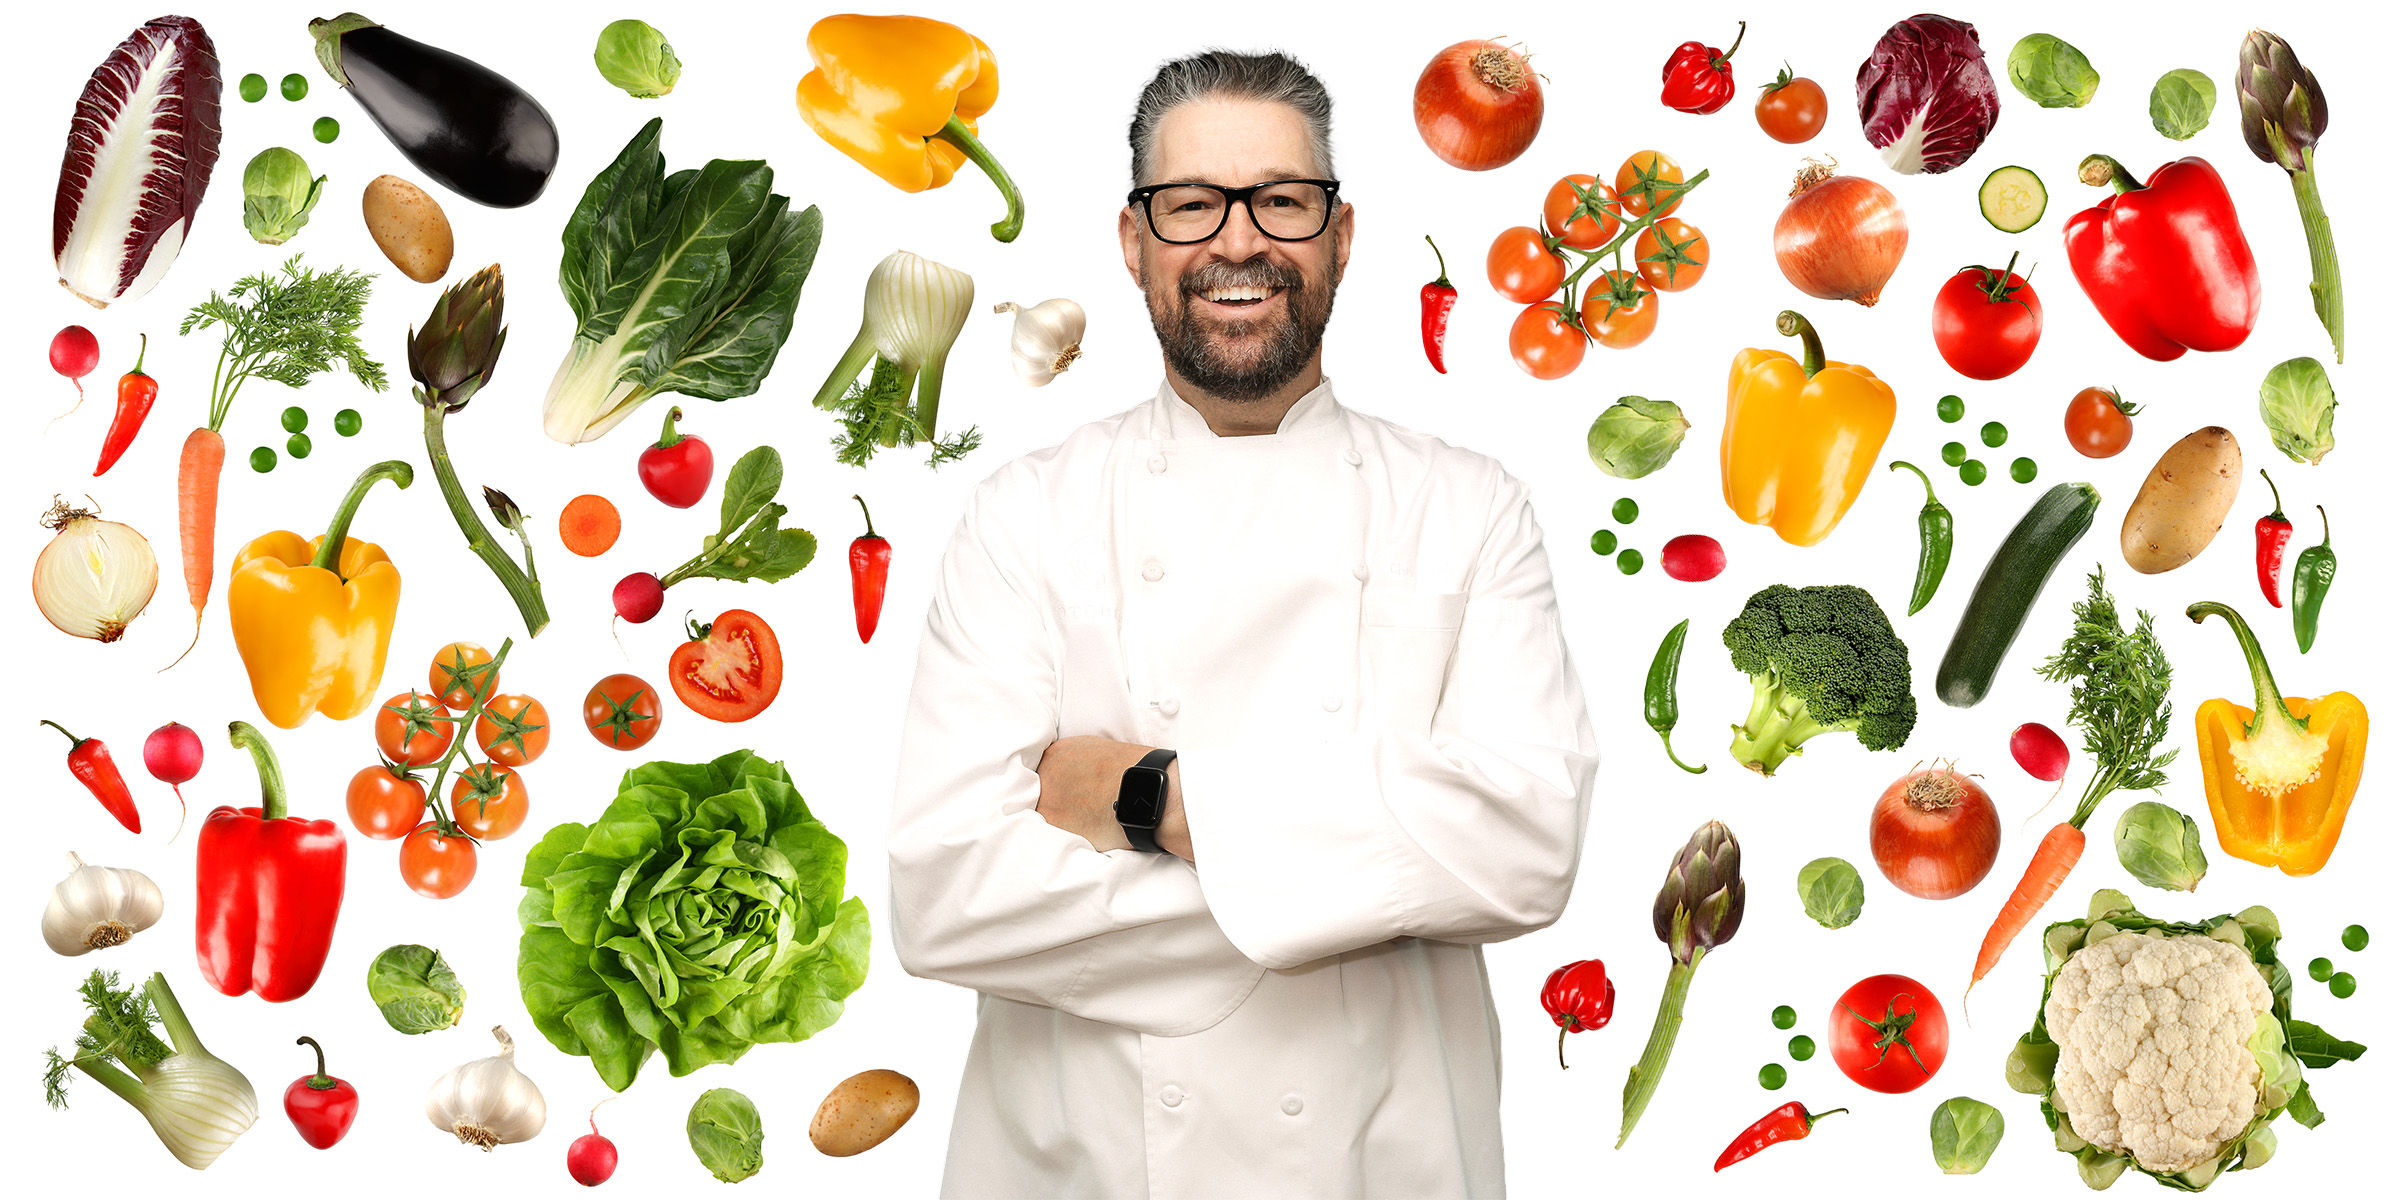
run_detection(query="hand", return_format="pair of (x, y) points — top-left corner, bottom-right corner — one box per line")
(1036, 735), (1190, 860)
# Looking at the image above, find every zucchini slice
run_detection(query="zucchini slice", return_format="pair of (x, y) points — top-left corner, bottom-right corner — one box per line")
(1979, 166), (2048, 233)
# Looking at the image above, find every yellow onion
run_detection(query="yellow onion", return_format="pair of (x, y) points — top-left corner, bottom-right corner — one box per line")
(33, 500), (157, 642)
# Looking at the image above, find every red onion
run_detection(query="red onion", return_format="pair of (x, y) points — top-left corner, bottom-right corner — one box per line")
(1869, 763), (1999, 900)
(1774, 162), (1908, 307)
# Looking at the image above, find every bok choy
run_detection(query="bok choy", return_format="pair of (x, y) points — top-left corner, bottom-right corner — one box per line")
(44, 970), (258, 1169)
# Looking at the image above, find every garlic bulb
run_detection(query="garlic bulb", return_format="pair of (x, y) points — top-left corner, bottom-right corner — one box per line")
(33, 500), (158, 642)
(427, 1026), (546, 1150)
(43, 853), (164, 955)
(995, 298), (1086, 386)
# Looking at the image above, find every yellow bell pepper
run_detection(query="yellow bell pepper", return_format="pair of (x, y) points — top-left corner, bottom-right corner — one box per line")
(795, 15), (1024, 242)
(2187, 601), (2368, 876)
(1720, 310), (1896, 547)
(227, 461), (413, 729)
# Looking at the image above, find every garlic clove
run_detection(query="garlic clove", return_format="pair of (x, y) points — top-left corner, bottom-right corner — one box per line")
(42, 852), (164, 956)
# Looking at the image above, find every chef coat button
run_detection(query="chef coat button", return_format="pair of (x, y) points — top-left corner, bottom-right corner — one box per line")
(1158, 698), (1182, 718)
(1160, 1085), (1185, 1108)
(1321, 695), (1343, 712)
(1352, 563), (1370, 582)
(1343, 449), (1363, 466)
(1147, 454), (1168, 474)
(1280, 1095), (1304, 1116)
(1141, 561), (1165, 583)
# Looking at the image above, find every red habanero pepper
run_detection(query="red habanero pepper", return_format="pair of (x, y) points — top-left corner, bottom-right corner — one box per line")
(1539, 959), (1615, 1069)
(1714, 1102), (1847, 1171)
(1661, 21), (1746, 115)
(1420, 236), (1457, 373)
(2255, 470), (2293, 609)
(850, 494), (892, 643)
(196, 721), (346, 1002)
(94, 334), (158, 477)
(2062, 155), (2260, 361)
(43, 718), (141, 833)
(283, 1036), (361, 1149)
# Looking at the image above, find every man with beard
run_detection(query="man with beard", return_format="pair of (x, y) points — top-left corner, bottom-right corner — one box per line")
(888, 50), (1596, 1199)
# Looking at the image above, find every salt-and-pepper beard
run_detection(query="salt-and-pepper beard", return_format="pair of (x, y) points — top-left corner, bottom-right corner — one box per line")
(1142, 255), (1338, 403)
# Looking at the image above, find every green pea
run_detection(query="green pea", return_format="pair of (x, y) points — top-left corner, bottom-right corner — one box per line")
(287, 433), (313, 459)
(313, 116), (341, 143)
(239, 73), (268, 102)
(2330, 972), (2357, 999)
(1936, 394), (1965, 423)
(2343, 925), (2369, 952)
(1590, 529), (1617, 556)
(249, 447), (277, 473)
(1941, 441), (1967, 467)
(2308, 957), (2334, 982)
(1612, 497), (1639, 524)
(1758, 1063), (1787, 1090)
(1771, 1005), (1796, 1030)
(2010, 457), (2038, 484)
(335, 408), (364, 437)
(280, 406), (308, 433)
(1960, 460), (1989, 486)
(1616, 549), (1643, 576)
(280, 72), (309, 101)
(1788, 1035), (1816, 1061)
(1980, 421), (2008, 447)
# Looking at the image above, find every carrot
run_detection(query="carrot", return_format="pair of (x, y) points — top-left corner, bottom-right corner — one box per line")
(558, 494), (622, 557)
(165, 427), (225, 670)
(1968, 821), (2087, 993)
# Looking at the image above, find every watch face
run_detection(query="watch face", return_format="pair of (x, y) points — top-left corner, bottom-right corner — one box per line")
(1115, 766), (1169, 827)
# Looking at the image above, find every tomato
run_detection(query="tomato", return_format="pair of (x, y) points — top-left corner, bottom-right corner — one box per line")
(1508, 304), (1586, 380)
(584, 673), (664, 750)
(1542, 174), (1620, 251)
(1755, 70), (1829, 144)
(1487, 226), (1566, 304)
(346, 765), (426, 840)
(2065, 386), (2138, 459)
(1828, 974), (1948, 1093)
(669, 610), (785, 722)
(450, 763), (529, 841)
(1579, 271), (1660, 350)
(373, 691), (455, 766)
(1931, 260), (2043, 380)
(1634, 218), (1708, 292)
(1613, 151), (1685, 220)
(474, 694), (550, 766)
(398, 823), (477, 899)
(427, 642), (496, 710)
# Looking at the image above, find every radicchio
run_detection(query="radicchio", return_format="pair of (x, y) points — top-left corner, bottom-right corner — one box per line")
(1856, 14), (2000, 175)
(53, 16), (223, 308)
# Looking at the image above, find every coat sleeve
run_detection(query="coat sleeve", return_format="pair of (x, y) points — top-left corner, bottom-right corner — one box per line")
(886, 467), (1264, 1036)
(1178, 466), (1599, 971)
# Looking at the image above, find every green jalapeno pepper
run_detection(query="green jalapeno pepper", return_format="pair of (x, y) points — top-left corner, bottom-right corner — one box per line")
(1645, 620), (1707, 774)
(2292, 504), (2336, 652)
(1887, 461), (1952, 616)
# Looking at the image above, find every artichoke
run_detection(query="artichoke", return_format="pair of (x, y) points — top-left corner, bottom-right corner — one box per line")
(1619, 821), (1745, 1146)
(408, 266), (547, 635)
(2236, 30), (2342, 362)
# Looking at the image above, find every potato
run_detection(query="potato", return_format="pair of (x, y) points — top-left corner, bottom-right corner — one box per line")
(362, 175), (454, 283)
(2120, 426), (2242, 574)
(809, 1069), (918, 1157)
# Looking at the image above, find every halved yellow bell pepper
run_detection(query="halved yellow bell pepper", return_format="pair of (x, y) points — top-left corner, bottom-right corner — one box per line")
(227, 460), (412, 729)
(2187, 601), (2368, 876)
(795, 15), (1024, 242)
(1721, 310), (1896, 547)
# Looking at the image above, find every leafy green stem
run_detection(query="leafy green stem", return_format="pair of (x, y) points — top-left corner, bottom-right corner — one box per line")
(424, 407), (550, 636)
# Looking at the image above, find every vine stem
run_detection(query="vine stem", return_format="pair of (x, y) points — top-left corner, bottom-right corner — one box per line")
(1547, 169), (1711, 326)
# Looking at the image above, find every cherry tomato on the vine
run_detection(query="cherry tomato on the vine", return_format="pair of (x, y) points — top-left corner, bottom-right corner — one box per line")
(450, 763), (529, 841)
(2065, 387), (2138, 458)
(1580, 271), (1661, 350)
(474, 694), (550, 766)
(1508, 304), (1587, 380)
(1930, 258), (2043, 380)
(1487, 226), (1566, 304)
(1634, 218), (1709, 292)
(373, 691), (455, 766)
(584, 673), (664, 750)
(1542, 174), (1621, 251)
(427, 642), (495, 711)
(1827, 974), (1948, 1094)
(1755, 67), (1829, 144)
(398, 823), (478, 899)
(1613, 151), (1686, 220)
(346, 764), (425, 841)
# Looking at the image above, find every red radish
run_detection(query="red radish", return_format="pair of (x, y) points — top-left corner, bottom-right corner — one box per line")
(1414, 40), (1545, 171)
(53, 17), (224, 308)
(1869, 762), (2001, 899)
(566, 1103), (618, 1186)
(143, 721), (203, 838)
(51, 326), (101, 414)
(2008, 722), (2070, 782)
(613, 572), (665, 624)
(1659, 534), (1726, 582)
(637, 406), (714, 509)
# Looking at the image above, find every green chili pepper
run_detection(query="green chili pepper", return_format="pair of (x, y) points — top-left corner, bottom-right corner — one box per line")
(1886, 462), (1952, 616)
(1644, 620), (1708, 774)
(2291, 504), (2336, 652)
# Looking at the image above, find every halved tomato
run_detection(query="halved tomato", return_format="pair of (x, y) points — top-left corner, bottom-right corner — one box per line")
(669, 610), (784, 722)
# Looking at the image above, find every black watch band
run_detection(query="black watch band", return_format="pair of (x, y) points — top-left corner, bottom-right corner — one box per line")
(1115, 748), (1178, 853)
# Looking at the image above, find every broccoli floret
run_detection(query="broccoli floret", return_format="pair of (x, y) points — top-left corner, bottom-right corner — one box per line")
(1722, 583), (1917, 776)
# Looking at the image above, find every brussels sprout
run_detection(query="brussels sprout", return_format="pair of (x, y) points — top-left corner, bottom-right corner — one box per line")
(1930, 1096), (2005, 1174)
(2259, 357), (2336, 465)
(1797, 857), (1865, 929)
(2113, 801), (2208, 892)
(366, 943), (466, 1034)
(2008, 34), (2100, 108)
(241, 147), (326, 246)
(688, 1088), (764, 1183)
(2150, 69), (2217, 140)
(1585, 396), (1690, 479)
(594, 19), (681, 98)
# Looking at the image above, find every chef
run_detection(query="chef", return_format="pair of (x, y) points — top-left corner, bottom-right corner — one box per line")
(888, 49), (1597, 1199)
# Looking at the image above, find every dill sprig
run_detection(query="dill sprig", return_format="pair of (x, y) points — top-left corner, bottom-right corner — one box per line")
(829, 356), (981, 468)
(180, 254), (388, 431)
(2036, 568), (2179, 828)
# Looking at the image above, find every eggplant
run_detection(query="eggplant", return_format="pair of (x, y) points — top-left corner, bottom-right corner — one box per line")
(307, 13), (557, 208)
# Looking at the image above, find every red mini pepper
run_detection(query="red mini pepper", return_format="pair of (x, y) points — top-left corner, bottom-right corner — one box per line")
(94, 334), (158, 477)
(1661, 21), (1746, 114)
(196, 721), (346, 1002)
(284, 1035), (360, 1149)
(2255, 470), (2292, 609)
(850, 494), (891, 643)
(1539, 959), (1615, 1069)
(2062, 155), (2260, 361)
(1715, 1101), (1846, 1171)
(1420, 236), (1456, 373)
(44, 718), (140, 833)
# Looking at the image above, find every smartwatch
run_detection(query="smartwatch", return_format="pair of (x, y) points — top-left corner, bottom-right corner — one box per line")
(1114, 748), (1178, 853)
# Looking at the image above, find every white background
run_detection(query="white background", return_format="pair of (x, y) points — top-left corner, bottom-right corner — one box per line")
(6, 0), (2392, 1195)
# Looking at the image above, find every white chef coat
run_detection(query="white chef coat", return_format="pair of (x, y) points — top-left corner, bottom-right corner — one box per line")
(888, 379), (1597, 1200)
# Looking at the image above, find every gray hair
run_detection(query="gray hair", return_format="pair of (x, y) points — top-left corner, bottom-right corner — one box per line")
(1129, 50), (1333, 187)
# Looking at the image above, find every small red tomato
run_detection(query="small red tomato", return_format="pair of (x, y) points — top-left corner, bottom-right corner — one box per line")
(2064, 386), (2138, 458)
(398, 823), (478, 899)
(584, 673), (664, 750)
(1660, 534), (1727, 581)
(1488, 226), (1566, 304)
(1508, 304), (1586, 380)
(346, 765), (426, 841)
(1613, 151), (1685, 220)
(1579, 271), (1659, 350)
(1930, 256), (2043, 380)
(1755, 67), (1829, 144)
(1634, 218), (1708, 292)
(1828, 974), (1948, 1094)
(427, 642), (495, 710)
(373, 691), (455, 766)
(450, 763), (529, 841)
(475, 694), (550, 766)
(1542, 174), (1620, 251)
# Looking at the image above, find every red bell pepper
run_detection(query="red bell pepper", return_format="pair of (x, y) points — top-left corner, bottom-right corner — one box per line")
(1660, 21), (1745, 115)
(2063, 155), (2260, 361)
(196, 721), (346, 1002)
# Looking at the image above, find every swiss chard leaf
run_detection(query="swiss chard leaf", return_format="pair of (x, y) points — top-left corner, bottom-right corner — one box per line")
(2287, 1019), (2366, 1069)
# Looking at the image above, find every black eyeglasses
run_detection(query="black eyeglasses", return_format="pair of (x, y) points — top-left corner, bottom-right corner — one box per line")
(1128, 179), (1341, 244)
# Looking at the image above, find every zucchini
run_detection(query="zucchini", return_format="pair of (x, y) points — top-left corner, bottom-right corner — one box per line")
(1935, 482), (2100, 707)
(1979, 166), (2047, 233)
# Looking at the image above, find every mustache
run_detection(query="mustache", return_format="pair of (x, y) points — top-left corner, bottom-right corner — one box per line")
(1180, 258), (1303, 295)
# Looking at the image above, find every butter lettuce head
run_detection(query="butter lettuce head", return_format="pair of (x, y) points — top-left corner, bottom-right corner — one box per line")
(517, 750), (871, 1091)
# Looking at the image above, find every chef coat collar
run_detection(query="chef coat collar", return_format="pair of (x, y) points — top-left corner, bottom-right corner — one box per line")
(1153, 376), (1343, 442)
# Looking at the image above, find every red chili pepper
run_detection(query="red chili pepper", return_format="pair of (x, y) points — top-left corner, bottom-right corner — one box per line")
(196, 722), (346, 1002)
(1420, 235), (1457, 374)
(1661, 21), (1746, 114)
(283, 1036), (360, 1149)
(850, 494), (892, 644)
(2255, 470), (2292, 609)
(1715, 1101), (1846, 1171)
(43, 718), (140, 833)
(93, 334), (158, 477)
(1539, 959), (1615, 1069)
(2063, 155), (2261, 361)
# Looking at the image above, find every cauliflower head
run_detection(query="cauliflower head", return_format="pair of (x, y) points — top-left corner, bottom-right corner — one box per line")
(2043, 932), (2273, 1174)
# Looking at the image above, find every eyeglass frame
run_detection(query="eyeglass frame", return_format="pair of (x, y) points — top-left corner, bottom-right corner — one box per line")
(1126, 178), (1344, 245)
